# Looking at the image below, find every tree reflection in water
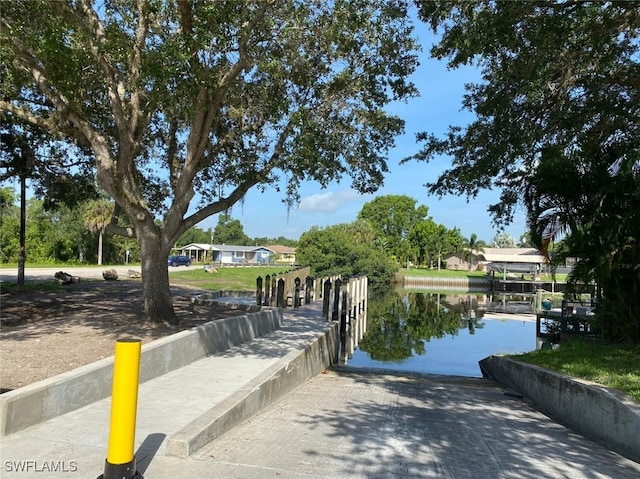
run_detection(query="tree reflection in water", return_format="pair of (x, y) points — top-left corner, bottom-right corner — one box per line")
(359, 290), (484, 362)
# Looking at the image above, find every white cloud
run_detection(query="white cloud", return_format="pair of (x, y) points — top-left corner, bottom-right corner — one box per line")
(298, 190), (363, 213)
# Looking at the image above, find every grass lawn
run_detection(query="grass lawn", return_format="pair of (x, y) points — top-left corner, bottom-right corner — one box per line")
(170, 266), (288, 291)
(509, 339), (640, 403)
(400, 268), (488, 278)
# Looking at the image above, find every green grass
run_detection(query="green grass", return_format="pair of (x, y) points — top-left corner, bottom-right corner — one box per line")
(169, 266), (290, 291)
(400, 268), (488, 278)
(509, 339), (640, 403)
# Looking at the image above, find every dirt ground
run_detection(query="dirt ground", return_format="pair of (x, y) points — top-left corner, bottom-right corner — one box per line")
(0, 279), (248, 393)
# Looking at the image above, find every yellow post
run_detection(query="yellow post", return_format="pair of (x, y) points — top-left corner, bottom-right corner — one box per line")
(99, 338), (143, 479)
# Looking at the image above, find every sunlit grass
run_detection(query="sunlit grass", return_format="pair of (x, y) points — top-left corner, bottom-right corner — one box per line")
(510, 339), (640, 403)
(400, 268), (488, 278)
(169, 266), (290, 291)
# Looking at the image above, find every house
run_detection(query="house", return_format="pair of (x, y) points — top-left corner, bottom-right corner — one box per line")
(442, 253), (469, 270)
(476, 248), (547, 276)
(266, 244), (297, 265)
(176, 243), (274, 265)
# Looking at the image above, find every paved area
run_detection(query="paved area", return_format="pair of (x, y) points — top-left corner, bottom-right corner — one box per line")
(191, 370), (640, 479)
(1, 303), (639, 478)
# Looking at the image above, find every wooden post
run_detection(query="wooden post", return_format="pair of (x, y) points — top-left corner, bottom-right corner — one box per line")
(323, 278), (331, 319)
(264, 274), (271, 306)
(362, 276), (368, 335)
(305, 276), (313, 304)
(256, 276), (263, 306)
(339, 279), (347, 363)
(347, 279), (355, 359)
(270, 275), (277, 306)
(334, 278), (343, 322)
(277, 278), (285, 308)
(294, 277), (301, 308)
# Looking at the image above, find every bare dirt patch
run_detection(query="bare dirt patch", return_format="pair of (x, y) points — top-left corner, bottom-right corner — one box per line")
(0, 280), (248, 393)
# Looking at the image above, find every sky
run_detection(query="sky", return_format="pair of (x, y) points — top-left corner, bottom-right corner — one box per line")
(198, 20), (528, 245)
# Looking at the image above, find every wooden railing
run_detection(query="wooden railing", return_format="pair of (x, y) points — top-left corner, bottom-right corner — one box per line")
(255, 266), (311, 308)
(255, 271), (368, 364)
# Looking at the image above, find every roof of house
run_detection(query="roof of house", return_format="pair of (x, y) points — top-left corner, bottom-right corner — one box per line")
(477, 247), (546, 264)
(179, 243), (274, 253)
(266, 245), (297, 254)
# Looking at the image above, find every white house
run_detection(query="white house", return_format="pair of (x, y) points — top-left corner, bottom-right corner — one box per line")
(176, 243), (274, 265)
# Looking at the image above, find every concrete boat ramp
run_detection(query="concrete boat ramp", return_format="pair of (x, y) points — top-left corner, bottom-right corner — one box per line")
(1, 302), (639, 478)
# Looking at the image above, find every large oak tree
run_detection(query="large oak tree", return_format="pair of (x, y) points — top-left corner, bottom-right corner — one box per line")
(412, 1), (640, 341)
(1, 0), (419, 323)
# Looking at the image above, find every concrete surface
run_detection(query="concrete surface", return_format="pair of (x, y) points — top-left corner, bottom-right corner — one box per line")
(192, 369), (640, 479)
(166, 320), (338, 457)
(3, 362), (639, 479)
(0, 308), (283, 436)
(480, 355), (640, 463)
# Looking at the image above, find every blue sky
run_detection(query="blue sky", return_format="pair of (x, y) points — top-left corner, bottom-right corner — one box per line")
(199, 21), (528, 244)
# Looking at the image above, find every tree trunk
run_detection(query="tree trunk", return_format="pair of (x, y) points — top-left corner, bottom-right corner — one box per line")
(138, 226), (178, 324)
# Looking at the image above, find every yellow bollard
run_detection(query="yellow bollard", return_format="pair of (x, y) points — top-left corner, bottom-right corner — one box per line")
(98, 338), (143, 479)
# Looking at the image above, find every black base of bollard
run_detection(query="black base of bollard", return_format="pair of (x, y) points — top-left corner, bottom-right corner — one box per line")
(97, 456), (143, 479)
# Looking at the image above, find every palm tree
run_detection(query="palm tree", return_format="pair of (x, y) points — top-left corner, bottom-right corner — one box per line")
(82, 199), (113, 265)
(461, 233), (487, 270)
(428, 227), (451, 270)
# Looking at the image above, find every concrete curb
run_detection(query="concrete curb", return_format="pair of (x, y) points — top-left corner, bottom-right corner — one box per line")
(0, 308), (283, 436)
(479, 355), (640, 463)
(167, 321), (339, 457)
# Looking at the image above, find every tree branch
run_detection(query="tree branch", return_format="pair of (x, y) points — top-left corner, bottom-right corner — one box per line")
(177, 0), (193, 34)
(184, 0), (273, 178)
(127, 0), (150, 147)
(74, 0), (128, 132)
(178, 115), (294, 237)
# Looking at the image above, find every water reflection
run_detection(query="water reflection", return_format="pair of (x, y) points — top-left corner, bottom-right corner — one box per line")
(349, 289), (536, 377)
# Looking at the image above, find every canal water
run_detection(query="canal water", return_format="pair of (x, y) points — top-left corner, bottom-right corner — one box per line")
(345, 290), (538, 378)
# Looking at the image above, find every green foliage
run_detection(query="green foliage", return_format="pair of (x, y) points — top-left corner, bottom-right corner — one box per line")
(2, 0), (421, 322)
(412, 2), (640, 341)
(511, 339), (640, 403)
(176, 226), (211, 247)
(2, 0), (420, 230)
(0, 187), (19, 261)
(212, 215), (250, 245)
(251, 236), (298, 247)
(297, 222), (397, 285)
(460, 233), (487, 268)
(0, 195), (130, 264)
(358, 195), (429, 261)
(529, 152), (640, 342)
(0, 114), (97, 210)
